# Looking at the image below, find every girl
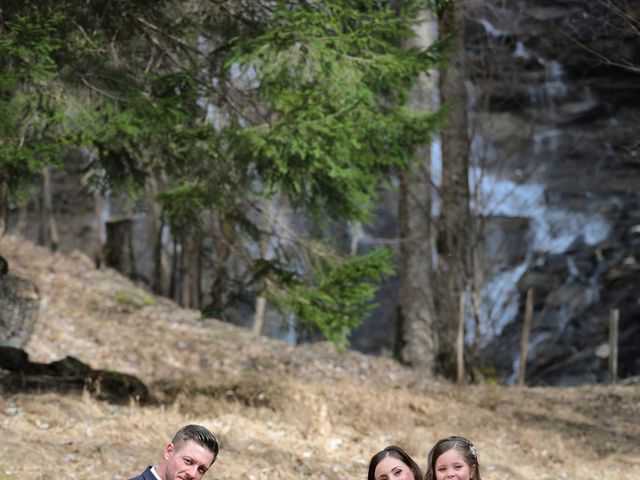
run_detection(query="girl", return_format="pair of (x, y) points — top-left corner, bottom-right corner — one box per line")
(425, 436), (481, 480)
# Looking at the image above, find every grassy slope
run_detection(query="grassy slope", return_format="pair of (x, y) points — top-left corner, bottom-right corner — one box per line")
(1, 234), (639, 480)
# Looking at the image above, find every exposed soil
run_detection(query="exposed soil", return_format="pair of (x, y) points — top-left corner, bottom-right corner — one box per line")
(1, 234), (639, 480)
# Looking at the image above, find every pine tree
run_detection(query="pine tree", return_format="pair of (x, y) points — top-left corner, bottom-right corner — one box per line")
(0, 0), (443, 346)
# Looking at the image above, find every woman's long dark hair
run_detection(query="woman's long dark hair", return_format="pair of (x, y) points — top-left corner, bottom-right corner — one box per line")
(367, 445), (423, 480)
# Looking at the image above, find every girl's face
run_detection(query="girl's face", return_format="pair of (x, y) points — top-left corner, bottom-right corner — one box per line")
(374, 456), (416, 480)
(434, 449), (475, 480)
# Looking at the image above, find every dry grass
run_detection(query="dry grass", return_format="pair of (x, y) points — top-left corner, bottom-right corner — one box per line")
(1, 234), (639, 480)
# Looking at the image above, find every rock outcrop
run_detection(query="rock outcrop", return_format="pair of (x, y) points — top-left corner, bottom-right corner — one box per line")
(470, 0), (640, 384)
(0, 345), (154, 404)
(0, 268), (39, 348)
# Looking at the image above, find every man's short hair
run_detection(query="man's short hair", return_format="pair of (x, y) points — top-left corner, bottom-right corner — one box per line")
(172, 424), (219, 458)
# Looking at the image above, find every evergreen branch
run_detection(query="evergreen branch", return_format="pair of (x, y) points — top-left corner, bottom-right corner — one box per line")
(79, 77), (126, 102)
(134, 16), (201, 56)
(139, 29), (188, 70)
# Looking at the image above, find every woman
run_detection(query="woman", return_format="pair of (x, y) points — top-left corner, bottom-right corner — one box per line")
(425, 436), (481, 480)
(367, 445), (423, 480)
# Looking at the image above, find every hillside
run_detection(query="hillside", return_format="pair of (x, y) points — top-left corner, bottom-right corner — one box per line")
(0, 234), (639, 480)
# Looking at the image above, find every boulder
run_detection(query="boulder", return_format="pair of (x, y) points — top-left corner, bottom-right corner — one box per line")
(0, 272), (39, 348)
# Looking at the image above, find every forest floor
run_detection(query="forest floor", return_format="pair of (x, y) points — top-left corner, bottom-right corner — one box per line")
(1, 234), (639, 480)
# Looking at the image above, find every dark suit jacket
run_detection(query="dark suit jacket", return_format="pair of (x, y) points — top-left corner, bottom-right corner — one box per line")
(129, 466), (157, 480)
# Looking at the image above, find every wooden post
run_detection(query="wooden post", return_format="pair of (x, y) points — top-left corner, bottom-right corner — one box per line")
(517, 288), (534, 386)
(456, 292), (465, 384)
(252, 295), (267, 336)
(609, 308), (619, 384)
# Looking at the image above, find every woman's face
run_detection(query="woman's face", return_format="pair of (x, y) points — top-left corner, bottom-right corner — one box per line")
(434, 449), (474, 480)
(374, 456), (416, 480)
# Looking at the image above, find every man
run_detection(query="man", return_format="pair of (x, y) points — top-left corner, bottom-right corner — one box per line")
(129, 424), (219, 480)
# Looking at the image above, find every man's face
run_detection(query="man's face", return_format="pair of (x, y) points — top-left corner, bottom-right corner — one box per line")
(162, 439), (216, 480)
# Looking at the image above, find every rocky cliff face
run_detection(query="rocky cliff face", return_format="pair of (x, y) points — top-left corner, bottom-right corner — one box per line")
(467, 0), (640, 384)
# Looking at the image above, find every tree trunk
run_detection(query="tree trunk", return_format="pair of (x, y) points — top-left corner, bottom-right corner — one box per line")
(206, 213), (234, 318)
(105, 218), (136, 279)
(40, 166), (60, 251)
(179, 232), (201, 309)
(16, 202), (27, 235)
(145, 173), (168, 295)
(398, 9), (438, 375)
(0, 174), (7, 238)
(435, 0), (472, 379)
(517, 287), (534, 386)
(170, 236), (179, 301)
(252, 201), (273, 336)
(456, 292), (466, 383)
(94, 192), (104, 268)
